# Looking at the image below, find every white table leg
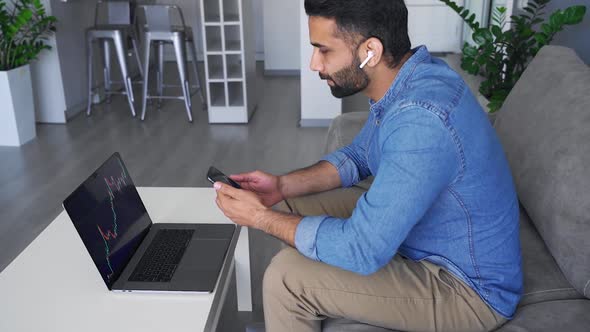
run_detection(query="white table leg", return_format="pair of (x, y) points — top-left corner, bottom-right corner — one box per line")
(235, 226), (252, 311)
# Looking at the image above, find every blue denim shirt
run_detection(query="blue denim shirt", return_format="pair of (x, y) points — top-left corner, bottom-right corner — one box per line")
(295, 46), (522, 318)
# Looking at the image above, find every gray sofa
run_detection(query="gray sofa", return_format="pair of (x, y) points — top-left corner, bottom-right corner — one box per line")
(246, 46), (589, 332)
(320, 46), (590, 332)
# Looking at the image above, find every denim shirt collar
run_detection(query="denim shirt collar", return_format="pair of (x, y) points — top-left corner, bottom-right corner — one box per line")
(369, 45), (431, 116)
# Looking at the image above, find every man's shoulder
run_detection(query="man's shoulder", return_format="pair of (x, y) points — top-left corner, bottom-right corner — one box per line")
(392, 59), (469, 118)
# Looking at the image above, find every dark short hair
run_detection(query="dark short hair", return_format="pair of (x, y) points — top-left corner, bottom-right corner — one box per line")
(304, 0), (411, 68)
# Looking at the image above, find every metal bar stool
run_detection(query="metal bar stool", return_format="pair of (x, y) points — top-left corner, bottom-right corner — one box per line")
(154, 14), (206, 111)
(86, 0), (143, 117)
(137, 4), (205, 122)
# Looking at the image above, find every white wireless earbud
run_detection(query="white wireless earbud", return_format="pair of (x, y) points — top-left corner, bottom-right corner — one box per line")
(359, 50), (375, 69)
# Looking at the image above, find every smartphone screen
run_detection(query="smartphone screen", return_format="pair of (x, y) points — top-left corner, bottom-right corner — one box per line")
(207, 166), (242, 189)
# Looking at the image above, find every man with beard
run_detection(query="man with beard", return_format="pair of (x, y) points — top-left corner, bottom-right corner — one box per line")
(213, 0), (522, 331)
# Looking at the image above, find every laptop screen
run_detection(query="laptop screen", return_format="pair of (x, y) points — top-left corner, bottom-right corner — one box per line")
(63, 153), (152, 289)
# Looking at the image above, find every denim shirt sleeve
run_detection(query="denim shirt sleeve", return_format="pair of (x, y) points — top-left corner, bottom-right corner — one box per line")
(320, 122), (372, 187)
(294, 216), (325, 260)
(295, 108), (460, 274)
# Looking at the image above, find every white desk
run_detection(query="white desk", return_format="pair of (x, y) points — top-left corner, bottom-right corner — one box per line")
(0, 187), (252, 332)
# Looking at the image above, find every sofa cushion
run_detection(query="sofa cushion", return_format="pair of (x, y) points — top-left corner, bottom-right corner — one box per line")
(518, 205), (583, 306)
(494, 46), (590, 299)
(496, 299), (590, 332)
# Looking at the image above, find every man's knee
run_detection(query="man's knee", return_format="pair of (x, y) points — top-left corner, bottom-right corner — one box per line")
(263, 247), (304, 297)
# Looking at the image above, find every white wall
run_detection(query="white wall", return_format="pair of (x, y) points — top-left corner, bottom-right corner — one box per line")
(263, 0), (300, 71)
(407, 0), (464, 52)
(31, 0), (116, 123)
(299, 0), (341, 126)
(31, 1), (67, 124)
(253, 0), (264, 59)
(51, 0), (99, 120)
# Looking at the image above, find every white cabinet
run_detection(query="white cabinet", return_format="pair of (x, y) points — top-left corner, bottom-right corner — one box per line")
(200, 0), (256, 123)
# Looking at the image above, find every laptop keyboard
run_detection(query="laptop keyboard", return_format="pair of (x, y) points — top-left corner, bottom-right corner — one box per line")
(128, 229), (194, 283)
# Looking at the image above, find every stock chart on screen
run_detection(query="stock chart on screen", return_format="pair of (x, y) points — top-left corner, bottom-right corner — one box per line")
(64, 154), (151, 288)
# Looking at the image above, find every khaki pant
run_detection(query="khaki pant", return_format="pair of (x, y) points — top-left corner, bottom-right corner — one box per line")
(264, 185), (506, 332)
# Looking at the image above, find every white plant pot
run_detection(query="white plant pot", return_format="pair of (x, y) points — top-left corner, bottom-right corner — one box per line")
(0, 65), (36, 146)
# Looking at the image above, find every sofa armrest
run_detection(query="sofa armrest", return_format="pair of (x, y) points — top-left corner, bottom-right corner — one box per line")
(324, 112), (370, 154)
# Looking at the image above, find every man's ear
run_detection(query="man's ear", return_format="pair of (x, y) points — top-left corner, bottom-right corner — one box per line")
(361, 37), (384, 68)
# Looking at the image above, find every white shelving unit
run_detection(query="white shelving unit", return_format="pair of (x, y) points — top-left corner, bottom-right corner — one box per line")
(200, 0), (256, 123)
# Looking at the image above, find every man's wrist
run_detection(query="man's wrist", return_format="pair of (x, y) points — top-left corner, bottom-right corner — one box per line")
(255, 209), (301, 247)
(277, 174), (287, 200)
(254, 208), (273, 232)
(255, 209), (284, 233)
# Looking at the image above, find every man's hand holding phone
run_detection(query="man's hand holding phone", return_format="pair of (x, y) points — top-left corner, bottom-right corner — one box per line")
(209, 167), (301, 247)
(207, 166), (242, 189)
(227, 170), (284, 207)
(207, 167), (284, 207)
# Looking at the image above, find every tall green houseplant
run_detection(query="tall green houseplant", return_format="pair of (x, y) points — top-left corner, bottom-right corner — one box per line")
(439, 0), (586, 112)
(0, 0), (57, 71)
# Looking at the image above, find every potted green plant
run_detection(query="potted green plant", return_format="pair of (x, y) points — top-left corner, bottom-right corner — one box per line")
(439, 0), (586, 113)
(0, 0), (56, 146)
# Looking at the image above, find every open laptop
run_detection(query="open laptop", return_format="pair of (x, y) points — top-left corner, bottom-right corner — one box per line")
(63, 152), (237, 293)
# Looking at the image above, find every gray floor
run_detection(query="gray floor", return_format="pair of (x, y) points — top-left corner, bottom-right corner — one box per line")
(0, 56), (479, 331)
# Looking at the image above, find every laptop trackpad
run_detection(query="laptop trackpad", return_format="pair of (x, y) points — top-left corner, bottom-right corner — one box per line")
(171, 238), (231, 289)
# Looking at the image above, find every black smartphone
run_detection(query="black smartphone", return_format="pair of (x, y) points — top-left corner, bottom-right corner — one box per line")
(207, 166), (242, 189)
